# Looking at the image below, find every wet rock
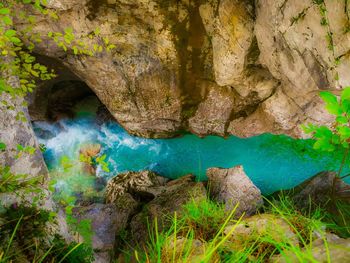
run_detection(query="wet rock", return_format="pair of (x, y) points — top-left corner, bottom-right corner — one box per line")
(79, 143), (101, 175)
(105, 171), (166, 204)
(207, 165), (263, 217)
(129, 175), (207, 245)
(224, 214), (298, 254)
(72, 204), (119, 263)
(96, 105), (114, 126)
(80, 143), (102, 158)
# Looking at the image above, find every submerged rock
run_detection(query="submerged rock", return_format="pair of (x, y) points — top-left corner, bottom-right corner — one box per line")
(80, 143), (102, 158)
(207, 165), (263, 217)
(79, 143), (102, 175)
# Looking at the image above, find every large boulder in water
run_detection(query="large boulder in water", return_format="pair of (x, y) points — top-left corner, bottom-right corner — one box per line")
(207, 165), (263, 217)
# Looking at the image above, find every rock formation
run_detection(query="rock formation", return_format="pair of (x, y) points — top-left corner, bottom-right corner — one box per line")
(207, 165), (263, 217)
(12, 0), (349, 138)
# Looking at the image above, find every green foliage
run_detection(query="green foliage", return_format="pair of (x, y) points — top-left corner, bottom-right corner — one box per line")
(0, 205), (93, 263)
(0, 165), (43, 194)
(124, 197), (340, 263)
(60, 155), (74, 172)
(303, 88), (350, 167)
(95, 154), (110, 172)
(0, 0), (116, 100)
(0, 1), (56, 97)
(179, 198), (227, 239)
(0, 141), (6, 151)
(80, 152), (110, 172)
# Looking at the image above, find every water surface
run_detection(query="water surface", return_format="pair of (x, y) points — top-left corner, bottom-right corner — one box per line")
(33, 98), (346, 195)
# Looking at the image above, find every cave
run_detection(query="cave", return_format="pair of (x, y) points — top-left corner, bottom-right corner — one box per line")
(27, 56), (112, 124)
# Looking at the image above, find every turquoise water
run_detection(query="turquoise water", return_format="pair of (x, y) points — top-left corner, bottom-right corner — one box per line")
(33, 99), (346, 195)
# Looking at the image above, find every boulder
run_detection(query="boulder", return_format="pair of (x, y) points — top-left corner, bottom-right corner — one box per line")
(129, 175), (207, 245)
(72, 204), (119, 263)
(223, 214), (298, 252)
(79, 143), (102, 175)
(105, 170), (167, 204)
(207, 166), (263, 217)
(285, 171), (350, 209)
(272, 235), (350, 263)
(162, 236), (216, 263)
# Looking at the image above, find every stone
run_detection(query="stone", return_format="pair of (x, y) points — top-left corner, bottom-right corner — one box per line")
(224, 214), (298, 252)
(199, 0), (255, 86)
(80, 143), (101, 158)
(162, 236), (215, 263)
(0, 78), (50, 209)
(129, 175), (207, 245)
(189, 83), (236, 136)
(286, 171), (350, 209)
(272, 235), (350, 263)
(72, 204), (119, 263)
(79, 143), (102, 175)
(207, 166), (263, 217)
(11, 0), (350, 138)
(105, 170), (166, 204)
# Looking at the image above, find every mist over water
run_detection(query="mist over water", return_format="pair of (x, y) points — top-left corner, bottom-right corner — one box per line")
(33, 97), (346, 195)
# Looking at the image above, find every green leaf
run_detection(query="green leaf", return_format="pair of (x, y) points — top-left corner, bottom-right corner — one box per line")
(17, 144), (24, 151)
(325, 103), (343, 115)
(301, 123), (316, 134)
(341, 87), (350, 102)
(313, 138), (335, 152)
(5, 29), (16, 37)
(338, 126), (350, 140)
(0, 142), (6, 151)
(336, 116), (348, 124)
(319, 91), (343, 115)
(341, 99), (350, 114)
(64, 27), (73, 34)
(320, 91), (338, 104)
(0, 8), (10, 15)
(10, 37), (21, 44)
(314, 126), (333, 139)
(2, 16), (12, 25)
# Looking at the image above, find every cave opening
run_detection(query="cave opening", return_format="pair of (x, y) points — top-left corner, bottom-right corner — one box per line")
(27, 56), (112, 124)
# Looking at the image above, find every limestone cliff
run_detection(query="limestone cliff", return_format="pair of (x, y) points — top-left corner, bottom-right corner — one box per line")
(15, 0), (350, 138)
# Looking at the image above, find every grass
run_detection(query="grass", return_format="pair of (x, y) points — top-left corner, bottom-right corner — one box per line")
(120, 195), (350, 263)
(0, 205), (93, 263)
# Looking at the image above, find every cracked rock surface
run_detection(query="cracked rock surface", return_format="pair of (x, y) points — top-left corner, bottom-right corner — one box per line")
(14, 0), (350, 138)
